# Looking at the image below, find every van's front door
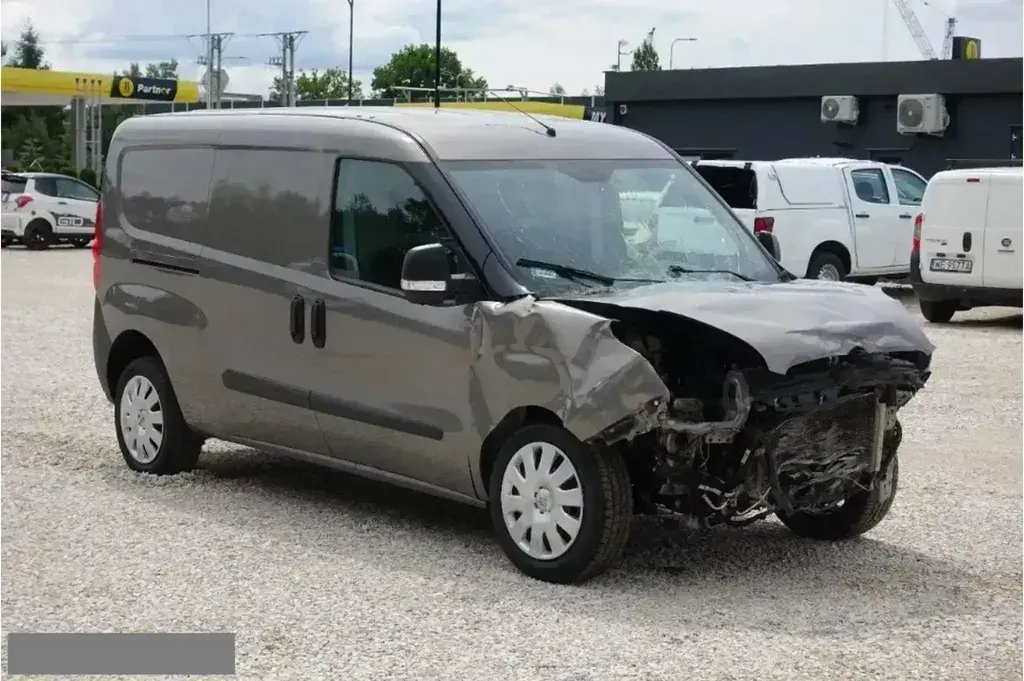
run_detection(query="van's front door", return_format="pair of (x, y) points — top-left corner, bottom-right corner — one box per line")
(887, 167), (928, 268)
(303, 158), (479, 499)
(846, 166), (899, 270)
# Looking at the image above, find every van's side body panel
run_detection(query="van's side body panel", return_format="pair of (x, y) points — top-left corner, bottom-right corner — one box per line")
(980, 171), (1023, 290)
(95, 107), (679, 503)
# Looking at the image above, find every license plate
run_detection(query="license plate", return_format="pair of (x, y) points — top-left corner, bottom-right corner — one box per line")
(929, 258), (972, 273)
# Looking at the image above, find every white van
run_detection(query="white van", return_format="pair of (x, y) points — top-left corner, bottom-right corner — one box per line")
(910, 166), (1023, 323)
(676, 158), (928, 282)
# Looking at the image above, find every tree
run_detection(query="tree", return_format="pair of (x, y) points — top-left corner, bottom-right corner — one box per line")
(1, 23), (66, 172)
(594, 84), (605, 96)
(370, 44), (487, 100)
(8, 22), (49, 69)
(145, 60), (179, 79)
(631, 32), (661, 72)
(270, 67), (363, 102)
(549, 83), (566, 95)
(121, 61), (178, 79)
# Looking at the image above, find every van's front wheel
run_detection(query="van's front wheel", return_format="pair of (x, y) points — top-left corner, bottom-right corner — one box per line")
(919, 299), (956, 323)
(489, 424), (632, 584)
(778, 452), (899, 541)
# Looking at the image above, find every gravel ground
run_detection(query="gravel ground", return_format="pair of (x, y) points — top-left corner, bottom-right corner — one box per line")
(2, 248), (1022, 681)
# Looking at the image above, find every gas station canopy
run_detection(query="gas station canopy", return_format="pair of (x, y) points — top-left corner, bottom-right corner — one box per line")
(1, 67), (200, 107)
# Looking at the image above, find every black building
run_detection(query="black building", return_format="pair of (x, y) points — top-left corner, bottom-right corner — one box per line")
(604, 57), (1023, 178)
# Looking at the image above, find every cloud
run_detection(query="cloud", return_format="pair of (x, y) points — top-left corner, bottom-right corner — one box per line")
(2, 0), (1021, 97)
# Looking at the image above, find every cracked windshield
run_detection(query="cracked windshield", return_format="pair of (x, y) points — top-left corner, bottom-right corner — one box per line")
(444, 159), (781, 293)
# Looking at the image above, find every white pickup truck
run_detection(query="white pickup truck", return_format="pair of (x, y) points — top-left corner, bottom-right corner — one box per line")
(649, 158), (930, 282)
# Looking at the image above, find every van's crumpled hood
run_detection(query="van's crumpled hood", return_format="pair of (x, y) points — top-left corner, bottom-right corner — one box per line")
(551, 279), (935, 375)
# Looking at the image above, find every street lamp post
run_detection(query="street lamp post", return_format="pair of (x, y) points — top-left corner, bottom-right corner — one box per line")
(206, 0), (213, 108)
(615, 39), (630, 72)
(434, 0), (442, 108)
(346, 0), (354, 104)
(669, 37), (698, 69)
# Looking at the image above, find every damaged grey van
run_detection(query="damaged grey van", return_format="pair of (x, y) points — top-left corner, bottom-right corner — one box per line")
(93, 107), (934, 584)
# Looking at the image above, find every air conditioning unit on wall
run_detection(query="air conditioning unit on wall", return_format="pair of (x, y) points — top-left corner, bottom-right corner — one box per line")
(897, 94), (950, 136)
(821, 96), (859, 124)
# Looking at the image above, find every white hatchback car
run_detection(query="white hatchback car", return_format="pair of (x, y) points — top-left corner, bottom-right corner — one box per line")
(1, 171), (100, 250)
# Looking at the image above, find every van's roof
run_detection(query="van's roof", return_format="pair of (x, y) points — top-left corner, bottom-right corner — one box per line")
(697, 157), (890, 170)
(933, 166), (1023, 178)
(124, 106), (675, 162)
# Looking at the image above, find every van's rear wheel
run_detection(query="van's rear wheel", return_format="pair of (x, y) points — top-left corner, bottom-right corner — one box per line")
(114, 357), (203, 475)
(489, 424), (632, 584)
(919, 299), (956, 323)
(807, 251), (846, 281)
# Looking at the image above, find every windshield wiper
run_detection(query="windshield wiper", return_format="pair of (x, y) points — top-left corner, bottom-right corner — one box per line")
(516, 258), (617, 286)
(667, 265), (755, 282)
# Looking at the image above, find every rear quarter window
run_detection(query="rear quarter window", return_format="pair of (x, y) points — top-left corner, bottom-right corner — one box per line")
(2, 178), (27, 194)
(692, 165), (757, 210)
(119, 147), (216, 236)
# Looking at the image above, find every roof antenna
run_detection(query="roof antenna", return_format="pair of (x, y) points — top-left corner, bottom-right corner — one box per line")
(486, 89), (557, 137)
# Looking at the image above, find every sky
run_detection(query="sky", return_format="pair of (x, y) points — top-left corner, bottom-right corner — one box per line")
(1, 0), (1021, 98)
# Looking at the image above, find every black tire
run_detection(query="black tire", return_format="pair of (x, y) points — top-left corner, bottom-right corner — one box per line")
(489, 424), (633, 584)
(114, 356), (203, 475)
(919, 299), (956, 323)
(806, 251), (846, 281)
(70, 237), (92, 248)
(0, 238), (10, 249)
(777, 453), (899, 541)
(24, 220), (53, 251)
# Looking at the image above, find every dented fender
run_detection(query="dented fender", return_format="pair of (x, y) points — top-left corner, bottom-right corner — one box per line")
(469, 295), (669, 447)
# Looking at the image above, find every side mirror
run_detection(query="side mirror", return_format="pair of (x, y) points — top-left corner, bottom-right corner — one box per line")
(756, 231), (782, 262)
(401, 243), (451, 305)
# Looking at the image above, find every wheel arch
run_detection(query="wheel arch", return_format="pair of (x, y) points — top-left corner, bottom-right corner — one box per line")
(807, 240), (852, 278)
(106, 329), (164, 400)
(478, 405), (563, 497)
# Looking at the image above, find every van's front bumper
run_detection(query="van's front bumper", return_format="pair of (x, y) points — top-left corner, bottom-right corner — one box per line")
(909, 252), (1023, 307)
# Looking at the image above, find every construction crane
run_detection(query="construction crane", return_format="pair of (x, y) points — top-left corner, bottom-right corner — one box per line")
(891, 0), (957, 60)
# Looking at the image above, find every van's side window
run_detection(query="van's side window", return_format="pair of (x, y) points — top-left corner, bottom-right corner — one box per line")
(120, 148), (216, 236)
(330, 159), (450, 290)
(890, 168), (927, 206)
(206, 148), (323, 265)
(850, 168), (891, 204)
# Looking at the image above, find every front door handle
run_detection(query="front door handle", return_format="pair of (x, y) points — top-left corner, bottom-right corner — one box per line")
(289, 295), (305, 344)
(855, 212), (870, 219)
(57, 201), (68, 205)
(310, 299), (326, 349)
(899, 213), (913, 219)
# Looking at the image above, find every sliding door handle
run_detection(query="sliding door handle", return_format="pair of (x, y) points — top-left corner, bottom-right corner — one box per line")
(855, 212), (870, 219)
(289, 295), (305, 344)
(899, 213), (913, 219)
(310, 299), (326, 349)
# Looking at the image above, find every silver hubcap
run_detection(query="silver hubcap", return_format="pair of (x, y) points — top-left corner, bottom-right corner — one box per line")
(817, 263), (841, 281)
(500, 442), (584, 561)
(119, 375), (164, 464)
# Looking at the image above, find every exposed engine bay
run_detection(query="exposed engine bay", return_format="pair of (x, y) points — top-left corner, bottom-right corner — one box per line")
(588, 309), (932, 528)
